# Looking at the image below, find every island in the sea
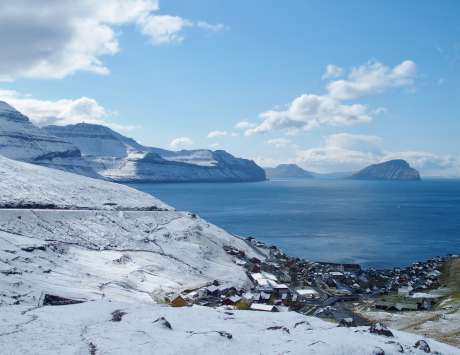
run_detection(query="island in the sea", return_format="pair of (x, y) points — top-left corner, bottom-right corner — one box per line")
(265, 164), (313, 179)
(350, 159), (421, 181)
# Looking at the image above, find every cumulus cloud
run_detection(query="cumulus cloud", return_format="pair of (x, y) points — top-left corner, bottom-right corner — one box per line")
(138, 15), (224, 46)
(207, 130), (228, 138)
(0, 0), (224, 80)
(327, 60), (416, 100)
(294, 133), (460, 176)
(322, 64), (343, 80)
(246, 94), (371, 136)
(0, 89), (133, 131)
(296, 133), (381, 172)
(266, 138), (291, 148)
(242, 60), (416, 136)
(169, 137), (194, 149)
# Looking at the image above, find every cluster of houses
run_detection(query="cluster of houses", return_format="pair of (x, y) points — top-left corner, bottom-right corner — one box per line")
(166, 237), (450, 317)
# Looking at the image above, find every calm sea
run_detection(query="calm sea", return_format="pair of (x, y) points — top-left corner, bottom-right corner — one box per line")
(127, 179), (460, 268)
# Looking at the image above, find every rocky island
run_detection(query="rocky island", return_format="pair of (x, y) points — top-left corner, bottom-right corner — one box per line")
(265, 164), (313, 179)
(351, 159), (421, 181)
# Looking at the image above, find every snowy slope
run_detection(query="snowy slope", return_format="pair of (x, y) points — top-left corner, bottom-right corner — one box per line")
(0, 155), (458, 354)
(0, 155), (169, 210)
(44, 123), (266, 182)
(0, 101), (98, 177)
(1, 301), (458, 355)
(0, 156), (259, 306)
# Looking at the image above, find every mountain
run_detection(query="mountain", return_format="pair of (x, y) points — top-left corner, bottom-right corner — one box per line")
(265, 164), (313, 179)
(351, 159), (421, 181)
(0, 156), (455, 355)
(45, 123), (266, 182)
(0, 101), (98, 177)
(0, 154), (261, 306)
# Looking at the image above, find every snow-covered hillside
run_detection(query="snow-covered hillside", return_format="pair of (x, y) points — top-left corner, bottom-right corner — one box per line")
(0, 155), (169, 210)
(0, 101), (98, 177)
(44, 123), (267, 182)
(0, 155), (458, 354)
(1, 301), (458, 355)
(0, 156), (260, 307)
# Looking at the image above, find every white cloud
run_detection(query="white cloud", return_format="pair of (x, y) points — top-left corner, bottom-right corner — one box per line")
(294, 133), (460, 176)
(322, 64), (343, 80)
(169, 137), (194, 149)
(235, 121), (255, 130)
(242, 60), (415, 136)
(207, 130), (228, 138)
(0, 89), (134, 131)
(246, 94), (371, 136)
(266, 138), (291, 148)
(327, 60), (416, 100)
(325, 133), (382, 154)
(0, 0), (224, 80)
(296, 133), (381, 172)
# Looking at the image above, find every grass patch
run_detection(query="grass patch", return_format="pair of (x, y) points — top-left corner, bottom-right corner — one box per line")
(440, 257), (460, 293)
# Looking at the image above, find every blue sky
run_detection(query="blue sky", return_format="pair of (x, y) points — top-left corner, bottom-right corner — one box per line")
(1, 0), (459, 175)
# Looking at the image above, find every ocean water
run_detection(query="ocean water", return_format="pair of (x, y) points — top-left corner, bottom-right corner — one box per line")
(127, 179), (460, 268)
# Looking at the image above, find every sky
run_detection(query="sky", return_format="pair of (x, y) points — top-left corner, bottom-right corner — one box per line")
(0, 0), (459, 176)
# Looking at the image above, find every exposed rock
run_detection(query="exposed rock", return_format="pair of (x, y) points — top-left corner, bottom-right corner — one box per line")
(351, 160), (421, 181)
(265, 164), (313, 179)
(369, 323), (394, 337)
(372, 346), (385, 355)
(153, 316), (172, 330)
(111, 310), (127, 322)
(338, 318), (357, 327)
(42, 294), (85, 306)
(414, 340), (431, 353)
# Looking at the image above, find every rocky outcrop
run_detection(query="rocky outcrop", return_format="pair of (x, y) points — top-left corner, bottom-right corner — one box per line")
(351, 160), (421, 181)
(0, 101), (98, 177)
(265, 164), (313, 179)
(44, 123), (266, 183)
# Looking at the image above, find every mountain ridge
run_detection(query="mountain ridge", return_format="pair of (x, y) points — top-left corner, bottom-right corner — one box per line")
(44, 122), (267, 183)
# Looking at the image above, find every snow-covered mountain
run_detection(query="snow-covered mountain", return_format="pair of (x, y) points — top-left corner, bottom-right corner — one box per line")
(1, 156), (457, 355)
(0, 101), (98, 177)
(0, 155), (260, 306)
(45, 123), (266, 182)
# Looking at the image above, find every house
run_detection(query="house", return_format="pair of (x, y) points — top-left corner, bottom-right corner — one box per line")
(250, 303), (279, 312)
(205, 285), (221, 297)
(398, 286), (413, 296)
(222, 295), (242, 306)
(296, 288), (320, 300)
(170, 295), (188, 307)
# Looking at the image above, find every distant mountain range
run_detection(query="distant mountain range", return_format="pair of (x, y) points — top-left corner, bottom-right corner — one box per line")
(265, 164), (313, 179)
(266, 161), (421, 181)
(0, 101), (266, 183)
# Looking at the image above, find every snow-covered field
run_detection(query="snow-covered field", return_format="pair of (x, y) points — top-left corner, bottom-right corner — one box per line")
(1, 301), (458, 355)
(1, 155), (459, 354)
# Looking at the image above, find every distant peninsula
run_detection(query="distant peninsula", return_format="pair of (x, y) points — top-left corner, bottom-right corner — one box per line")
(351, 159), (421, 181)
(265, 164), (313, 179)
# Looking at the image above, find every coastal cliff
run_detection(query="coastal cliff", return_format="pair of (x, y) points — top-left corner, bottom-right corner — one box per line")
(45, 123), (266, 183)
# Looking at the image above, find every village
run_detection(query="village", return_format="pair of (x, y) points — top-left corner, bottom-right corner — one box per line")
(167, 236), (452, 326)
